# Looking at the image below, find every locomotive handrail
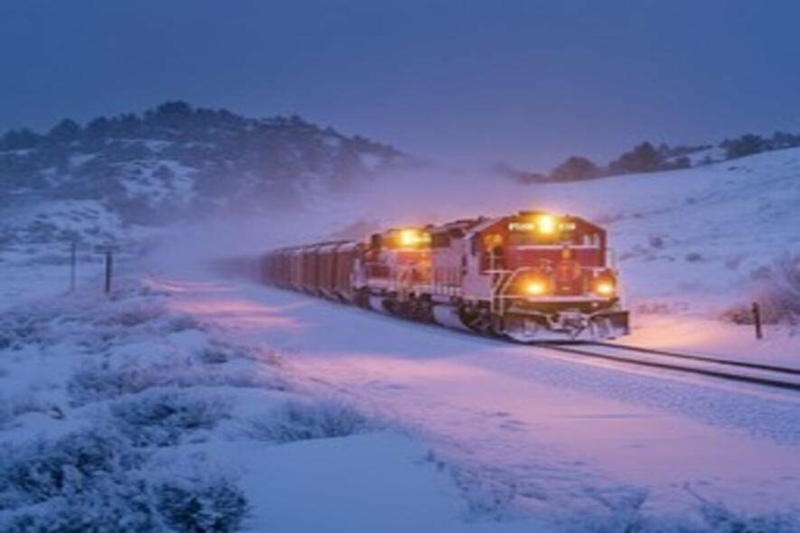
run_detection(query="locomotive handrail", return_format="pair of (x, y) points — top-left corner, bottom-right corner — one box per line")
(491, 267), (532, 316)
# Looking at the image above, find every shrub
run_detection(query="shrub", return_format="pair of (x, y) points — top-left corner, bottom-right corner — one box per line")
(686, 485), (800, 533)
(726, 253), (800, 326)
(0, 394), (55, 429)
(549, 156), (599, 182)
(68, 359), (166, 404)
(68, 357), (281, 406)
(0, 312), (51, 351)
(724, 133), (767, 159)
(578, 487), (648, 533)
(154, 475), (248, 533)
(0, 430), (248, 533)
(110, 389), (231, 447)
(759, 253), (800, 323)
(695, 500), (799, 533)
(0, 431), (143, 510)
(1, 476), (157, 533)
(609, 142), (663, 174)
(248, 399), (372, 443)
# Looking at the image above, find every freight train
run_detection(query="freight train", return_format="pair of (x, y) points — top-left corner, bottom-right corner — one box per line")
(257, 211), (630, 342)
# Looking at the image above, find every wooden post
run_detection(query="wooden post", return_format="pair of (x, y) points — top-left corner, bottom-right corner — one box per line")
(104, 250), (113, 294)
(752, 302), (763, 340)
(94, 244), (120, 295)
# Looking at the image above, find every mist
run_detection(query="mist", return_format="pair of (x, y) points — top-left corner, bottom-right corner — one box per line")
(140, 159), (619, 283)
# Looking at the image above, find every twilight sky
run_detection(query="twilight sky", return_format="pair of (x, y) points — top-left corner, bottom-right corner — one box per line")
(1, 0), (799, 170)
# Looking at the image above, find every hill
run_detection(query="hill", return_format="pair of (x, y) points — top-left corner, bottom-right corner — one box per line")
(0, 102), (404, 255)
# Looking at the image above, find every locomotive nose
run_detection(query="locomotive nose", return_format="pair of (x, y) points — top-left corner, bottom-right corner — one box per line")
(555, 258), (583, 295)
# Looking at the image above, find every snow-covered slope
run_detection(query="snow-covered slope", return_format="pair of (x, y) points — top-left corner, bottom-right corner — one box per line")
(296, 146), (800, 317)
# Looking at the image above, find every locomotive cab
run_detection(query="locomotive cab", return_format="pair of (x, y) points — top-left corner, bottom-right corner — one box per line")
(356, 227), (433, 314)
(461, 211), (629, 341)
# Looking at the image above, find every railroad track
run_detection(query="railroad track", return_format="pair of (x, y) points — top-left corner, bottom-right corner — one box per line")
(537, 342), (800, 392)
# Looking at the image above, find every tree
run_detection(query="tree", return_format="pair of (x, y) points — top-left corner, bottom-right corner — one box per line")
(671, 156), (691, 169)
(550, 156), (599, 181)
(772, 131), (799, 150)
(725, 134), (766, 159)
(156, 101), (193, 117)
(0, 128), (42, 150)
(610, 142), (663, 174)
(86, 116), (110, 137)
(47, 119), (82, 143)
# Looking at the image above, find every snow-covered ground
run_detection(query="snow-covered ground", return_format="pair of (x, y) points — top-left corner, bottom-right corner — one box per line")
(2, 148), (800, 531)
(2, 277), (512, 532)
(138, 271), (800, 529)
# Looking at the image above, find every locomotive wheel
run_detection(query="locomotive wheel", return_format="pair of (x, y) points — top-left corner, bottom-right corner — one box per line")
(458, 306), (499, 336)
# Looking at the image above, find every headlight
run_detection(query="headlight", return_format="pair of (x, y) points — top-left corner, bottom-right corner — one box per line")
(593, 279), (616, 297)
(522, 274), (552, 296)
(536, 214), (557, 235)
(397, 229), (429, 247)
(526, 280), (548, 296)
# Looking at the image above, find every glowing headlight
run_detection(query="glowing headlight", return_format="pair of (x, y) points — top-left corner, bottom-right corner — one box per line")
(594, 281), (615, 296)
(536, 214), (557, 235)
(525, 280), (548, 296)
(398, 229), (428, 247)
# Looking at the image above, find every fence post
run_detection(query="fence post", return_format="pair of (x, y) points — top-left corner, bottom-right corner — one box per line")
(104, 250), (113, 294)
(94, 244), (120, 295)
(752, 302), (763, 340)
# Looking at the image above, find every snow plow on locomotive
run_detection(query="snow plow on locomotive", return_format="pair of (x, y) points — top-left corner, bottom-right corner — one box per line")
(258, 211), (629, 342)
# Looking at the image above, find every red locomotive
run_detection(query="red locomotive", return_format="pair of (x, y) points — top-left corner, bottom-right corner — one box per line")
(259, 211), (629, 341)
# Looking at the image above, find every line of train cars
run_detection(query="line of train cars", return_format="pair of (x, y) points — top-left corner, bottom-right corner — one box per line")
(257, 210), (630, 342)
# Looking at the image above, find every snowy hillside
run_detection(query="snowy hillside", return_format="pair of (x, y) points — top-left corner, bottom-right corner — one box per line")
(304, 146), (800, 319)
(0, 102), (405, 263)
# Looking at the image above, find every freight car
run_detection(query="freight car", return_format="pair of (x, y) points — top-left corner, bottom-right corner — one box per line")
(258, 211), (629, 341)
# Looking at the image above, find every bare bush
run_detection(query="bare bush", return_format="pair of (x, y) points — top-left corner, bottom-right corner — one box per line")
(68, 359), (167, 404)
(581, 487), (649, 533)
(0, 431), (143, 510)
(68, 358), (282, 405)
(110, 389), (231, 447)
(0, 394), (56, 429)
(108, 302), (166, 328)
(247, 399), (372, 443)
(0, 430), (248, 533)
(724, 253), (800, 326)
(758, 253), (800, 324)
(686, 485), (800, 533)
(0, 313), (52, 351)
(154, 475), (248, 533)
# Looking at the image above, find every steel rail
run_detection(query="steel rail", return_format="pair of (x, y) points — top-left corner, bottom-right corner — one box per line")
(590, 342), (800, 376)
(538, 343), (800, 392)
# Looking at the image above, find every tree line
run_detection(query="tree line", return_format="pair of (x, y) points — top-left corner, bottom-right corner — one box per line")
(505, 131), (800, 184)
